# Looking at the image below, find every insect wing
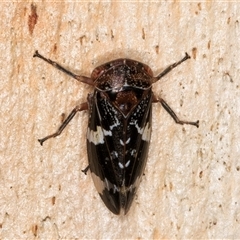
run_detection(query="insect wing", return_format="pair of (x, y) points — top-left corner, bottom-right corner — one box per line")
(87, 90), (152, 214)
(87, 91), (122, 214)
(123, 92), (152, 213)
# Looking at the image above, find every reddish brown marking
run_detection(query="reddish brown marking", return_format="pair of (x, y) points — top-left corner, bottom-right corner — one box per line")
(115, 91), (138, 115)
(28, 3), (38, 35)
(227, 17), (231, 24)
(79, 35), (86, 45)
(142, 28), (145, 40)
(52, 196), (56, 205)
(32, 224), (38, 237)
(207, 40), (211, 50)
(192, 47), (197, 60)
(53, 43), (57, 54)
(111, 29), (114, 39)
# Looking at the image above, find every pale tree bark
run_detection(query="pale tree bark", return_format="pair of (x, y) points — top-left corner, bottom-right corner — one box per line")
(1, 2), (239, 239)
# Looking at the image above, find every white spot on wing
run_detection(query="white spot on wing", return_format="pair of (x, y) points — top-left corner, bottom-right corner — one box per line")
(109, 116), (120, 130)
(131, 149), (136, 156)
(118, 162), (124, 169)
(104, 177), (110, 190)
(104, 178), (120, 193)
(130, 120), (151, 141)
(126, 137), (131, 144)
(87, 126), (104, 145)
(103, 129), (112, 136)
(111, 151), (118, 159)
(133, 121), (144, 134)
(91, 172), (105, 194)
(119, 176), (141, 195)
(91, 172), (142, 197)
(91, 173), (121, 195)
(125, 160), (130, 167)
(142, 122), (151, 141)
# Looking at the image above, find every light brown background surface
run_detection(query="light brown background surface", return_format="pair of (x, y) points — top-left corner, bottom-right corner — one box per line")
(1, 1), (240, 239)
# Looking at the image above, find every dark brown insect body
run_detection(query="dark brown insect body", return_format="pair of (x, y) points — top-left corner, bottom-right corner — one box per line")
(34, 51), (199, 215)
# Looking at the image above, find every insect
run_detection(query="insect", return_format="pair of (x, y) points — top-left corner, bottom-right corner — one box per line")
(34, 50), (199, 215)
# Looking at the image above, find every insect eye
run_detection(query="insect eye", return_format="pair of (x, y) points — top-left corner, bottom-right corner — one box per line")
(143, 66), (153, 76)
(106, 91), (117, 101)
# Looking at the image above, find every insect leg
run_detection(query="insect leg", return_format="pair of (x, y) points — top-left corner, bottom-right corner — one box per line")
(154, 52), (190, 81)
(33, 51), (94, 86)
(81, 165), (90, 175)
(155, 97), (199, 127)
(38, 102), (88, 145)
